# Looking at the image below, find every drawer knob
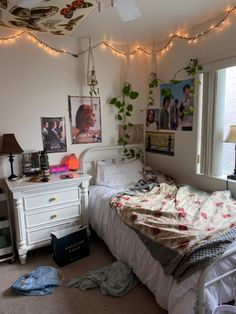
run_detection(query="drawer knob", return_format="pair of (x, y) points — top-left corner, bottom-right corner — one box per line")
(50, 214), (58, 219)
(49, 197), (56, 202)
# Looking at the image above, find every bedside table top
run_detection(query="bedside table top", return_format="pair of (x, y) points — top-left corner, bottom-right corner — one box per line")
(4, 173), (92, 192)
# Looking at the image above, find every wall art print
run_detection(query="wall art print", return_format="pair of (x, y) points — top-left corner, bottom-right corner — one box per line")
(41, 117), (67, 153)
(160, 79), (194, 131)
(145, 131), (175, 156)
(68, 95), (102, 144)
(145, 108), (160, 132)
(119, 124), (144, 144)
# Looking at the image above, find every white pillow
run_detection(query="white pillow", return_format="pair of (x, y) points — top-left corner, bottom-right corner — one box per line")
(96, 159), (143, 188)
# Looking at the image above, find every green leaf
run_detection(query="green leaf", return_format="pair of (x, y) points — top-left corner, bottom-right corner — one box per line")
(197, 65), (203, 71)
(115, 101), (122, 108)
(118, 114), (123, 121)
(161, 87), (171, 97)
(195, 79), (201, 86)
(118, 107), (125, 113)
(123, 124), (128, 130)
(130, 91), (139, 100)
(118, 138), (123, 145)
(127, 104), (133, 111)
(91, 79), (98, 86)
(122, 83), (131, 96)
(110, 97), (117, 104)
(126, 111), (132, 116)
(125, 134), (130, 138)
(128, 122), (133, 127)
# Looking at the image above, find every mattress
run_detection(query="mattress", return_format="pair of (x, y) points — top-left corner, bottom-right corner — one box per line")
(88, 185), (236, 314)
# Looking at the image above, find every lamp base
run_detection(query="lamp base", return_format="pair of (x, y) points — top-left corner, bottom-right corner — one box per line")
(227, 174), (236, 180)
(8, 173), (18, 181)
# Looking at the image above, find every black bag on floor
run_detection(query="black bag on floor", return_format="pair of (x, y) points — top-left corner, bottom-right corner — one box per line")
(51, 225), (90, 267)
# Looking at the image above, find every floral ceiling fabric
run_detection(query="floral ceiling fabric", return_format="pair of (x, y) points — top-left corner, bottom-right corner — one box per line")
(0, 0), (97, 35)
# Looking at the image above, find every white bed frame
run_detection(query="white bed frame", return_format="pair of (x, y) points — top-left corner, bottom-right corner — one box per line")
(80, 144), (236, 314)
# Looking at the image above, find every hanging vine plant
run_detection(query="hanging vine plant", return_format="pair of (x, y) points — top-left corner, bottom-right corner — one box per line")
(88, 66), (99, 97)
(161, 58), (203, 99)
(147, 71), (160, 107)
(87, 40), (99, 104)
(109, 82), (140, 158)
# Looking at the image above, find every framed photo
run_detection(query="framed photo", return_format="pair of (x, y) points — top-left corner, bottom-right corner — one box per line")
(41, 117), (67, 153)
(145, 131), (175, 156)
(119, 124), (144, 144)
(145, 108), (160, 132)
(160, 79), (194, 131)
(68, 96), (102, 144)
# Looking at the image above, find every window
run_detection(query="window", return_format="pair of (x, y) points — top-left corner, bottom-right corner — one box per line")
(222, 66), (236, 175)
(198, 64), (236, 178)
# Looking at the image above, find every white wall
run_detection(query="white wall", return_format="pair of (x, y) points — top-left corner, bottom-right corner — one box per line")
(147, 18), (236, 197)
(2, 18), (236, 198)
(0, 29), (149, 181)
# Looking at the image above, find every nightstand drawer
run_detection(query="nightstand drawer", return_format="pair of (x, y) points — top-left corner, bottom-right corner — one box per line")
(25, 204), (80, 228)
(27, 221), (81, 245)
(25, 188), (79, 211)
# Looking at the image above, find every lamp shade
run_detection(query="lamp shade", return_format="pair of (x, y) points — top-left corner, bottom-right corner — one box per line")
(0, 134), (23, 155)
(224, 125), (236, 143)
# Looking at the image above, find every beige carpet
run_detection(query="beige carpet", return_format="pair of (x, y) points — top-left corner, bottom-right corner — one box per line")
(0, 235), (167, 314)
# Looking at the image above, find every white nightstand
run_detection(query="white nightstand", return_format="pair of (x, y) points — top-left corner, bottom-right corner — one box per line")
(4, 173), (91, 264)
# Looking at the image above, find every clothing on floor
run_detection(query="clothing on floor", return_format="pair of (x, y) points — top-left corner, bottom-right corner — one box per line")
(68, 260), (139, 296)
(11, 266), (61, 296)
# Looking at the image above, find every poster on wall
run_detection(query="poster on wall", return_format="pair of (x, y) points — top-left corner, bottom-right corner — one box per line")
(119, 124), (144, 144)
(160, 79), (194, 131)
(145, 131), (175, 156)
(145, 108), (160, 132)
(68, 96), (102, 144)
(41, 117), (67, 153)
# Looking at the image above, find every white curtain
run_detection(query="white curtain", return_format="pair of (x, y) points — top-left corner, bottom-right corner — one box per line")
(199, 71), (218, 176)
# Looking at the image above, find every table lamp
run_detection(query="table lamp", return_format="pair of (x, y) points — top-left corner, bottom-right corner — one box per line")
(224, 125), (236, 180)
(0, 133), (23, 180)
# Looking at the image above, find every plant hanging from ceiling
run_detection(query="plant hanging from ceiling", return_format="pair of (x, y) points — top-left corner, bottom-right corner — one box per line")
(147, 47), (160, 107)
(161, 58), (203, 99)
(109, 82), (140, 158)
(87, 39), (99, 103)
(147, 71), (160, 107)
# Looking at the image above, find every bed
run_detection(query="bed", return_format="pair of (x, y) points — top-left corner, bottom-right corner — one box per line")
(80, 145), (236, 314)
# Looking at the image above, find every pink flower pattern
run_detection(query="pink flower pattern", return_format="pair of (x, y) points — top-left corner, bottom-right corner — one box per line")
(110, 184), (236, 255)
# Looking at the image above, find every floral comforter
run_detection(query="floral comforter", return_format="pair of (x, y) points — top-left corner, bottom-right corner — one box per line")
(109, 183), (236, 281)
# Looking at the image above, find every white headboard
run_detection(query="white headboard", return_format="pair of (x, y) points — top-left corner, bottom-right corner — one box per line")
(79, 144), (145, 185)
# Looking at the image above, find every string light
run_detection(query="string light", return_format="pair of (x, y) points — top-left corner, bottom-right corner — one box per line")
(0, 5), (235, 58)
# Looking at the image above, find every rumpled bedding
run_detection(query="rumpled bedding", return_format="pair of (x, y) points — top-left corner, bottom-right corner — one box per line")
(110, 183), (236, 281)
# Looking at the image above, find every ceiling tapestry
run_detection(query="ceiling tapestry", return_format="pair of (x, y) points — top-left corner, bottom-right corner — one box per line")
(0, 0), (97, 35)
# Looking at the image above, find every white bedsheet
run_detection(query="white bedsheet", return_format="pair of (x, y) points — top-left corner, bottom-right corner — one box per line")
(88, 185), (236, 314)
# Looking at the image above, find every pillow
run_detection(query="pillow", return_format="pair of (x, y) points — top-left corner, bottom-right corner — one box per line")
(96, 158), (136, 182)
(96, 159), (144, 188)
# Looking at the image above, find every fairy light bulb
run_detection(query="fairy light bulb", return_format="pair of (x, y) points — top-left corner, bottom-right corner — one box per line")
(1, 5), (236, 59)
